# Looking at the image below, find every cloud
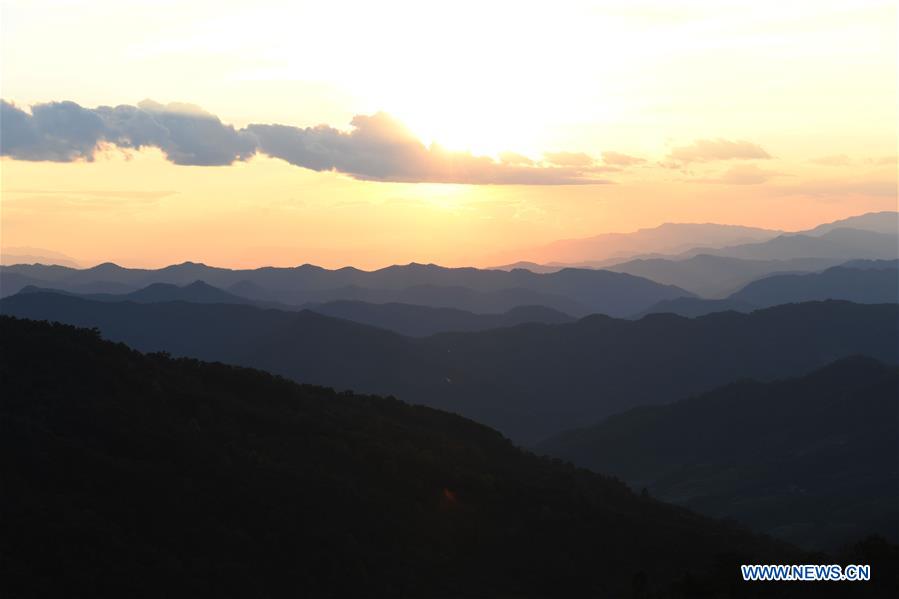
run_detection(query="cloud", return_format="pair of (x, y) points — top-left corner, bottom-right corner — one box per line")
(1, 99), (255, 165)
(543, 151), (595, 167)
(498, 151), (535, 166)
(809, 154), (851, 166)
(601, 151), (645, 166)
(1, 100), (106, 161)
(694, 164), (787, 185)
(865, 155), (897, 166)
(0, 99), (610, 185)
(667, 138), (771, 164)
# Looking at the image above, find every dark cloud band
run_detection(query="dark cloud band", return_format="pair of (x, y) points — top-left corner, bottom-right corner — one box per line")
(0, 99), (609, 185)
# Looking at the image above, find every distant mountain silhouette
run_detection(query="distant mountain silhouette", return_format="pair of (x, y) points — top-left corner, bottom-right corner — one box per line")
(538, 357), (899, 550)
(496, 212), (897, 278)
(16, 282), (574, 336)
(732, 264), (899, 307)
(0, 246), (81, 268)
(0, 272), (44, 298)
(308, 301), (574, 336)
(16, 280), (275, 306)
(0, 264), (143, 296)
(607, 254), (840, 297)
(638, 262), (898, 318)
(635, 297), (758, 318)
(804, 210), (898, 236)
(127, 280), (249, 303)
(300, 283), (591, 315)
(840, 258), (899, 270)
(3, 292), (896, 443)
(679, 228), (898, 262)
(3, 315), (829, 598)
(21, 280), (258, 304)
(498, 222), (780, 265)
(488, 261), (566, 273)
(0, 262), (691, 317)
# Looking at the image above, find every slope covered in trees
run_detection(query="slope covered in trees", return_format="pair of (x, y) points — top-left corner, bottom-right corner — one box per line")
(0, 316), (830, 598)
(539, 358), (899, 549)
(2, 293), (898, 443)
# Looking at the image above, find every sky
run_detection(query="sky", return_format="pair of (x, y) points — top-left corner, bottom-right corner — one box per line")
(1, 0), (896, 268)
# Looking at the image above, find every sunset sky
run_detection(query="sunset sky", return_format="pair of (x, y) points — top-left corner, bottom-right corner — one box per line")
(1, 0), (896, 268)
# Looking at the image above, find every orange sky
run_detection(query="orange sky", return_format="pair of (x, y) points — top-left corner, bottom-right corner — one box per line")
(1, 0), (896, 268)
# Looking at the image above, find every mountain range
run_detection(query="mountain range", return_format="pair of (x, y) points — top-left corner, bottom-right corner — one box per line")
(640, 261), (899, 318)
(494, 222), (782, 265)
(607, 255), (844, 298)
(496, 212), (898, 300)
(307, 300), (574, 337)
(538, 357), (899, 550)
(0, 262), (690, 318)
(682, 228), (898, 262)
(498, 211), (897, 268)
(3, 212), (895, 321)
(16, 280), (259, 305)
(25, 316), (890, 598)
(3, 292), (896, 444)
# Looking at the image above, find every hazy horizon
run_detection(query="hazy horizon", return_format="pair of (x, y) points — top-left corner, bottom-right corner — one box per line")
(3, 209), (896, 271)
(2, 0), (896, 270)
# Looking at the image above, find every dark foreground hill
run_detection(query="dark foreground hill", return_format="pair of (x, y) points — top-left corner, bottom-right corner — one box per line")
(539, 358), (899, 550)
(0, 316), (830, 598)
(2, 293), (898, 444)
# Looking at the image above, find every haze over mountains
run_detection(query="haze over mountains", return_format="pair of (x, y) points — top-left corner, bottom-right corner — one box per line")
(0, 247), (81, 268)
(539, 357), (899, 550)
(640, 261), (899, 318)
(494, 212), (898, 300)
(2, 213), (896, 326)
(606, 255), (843, 297)
(495, 211), (897, 269)
(3, 208), (899, 591)
(5, 1), (898, 594)
(0, 261), (689, 318)
(494, 222), (782, 266)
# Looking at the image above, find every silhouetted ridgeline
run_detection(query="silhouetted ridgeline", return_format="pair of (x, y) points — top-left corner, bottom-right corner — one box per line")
(306, 300), (574, 336)
(539, 358), (899, 550)
(731, 264), (899, 307)
(607, 255), (845, 298)
(14, 284), (576, 337)
(0, 261), (691, 316)
(638, 261), (899, 318)
(2, 293), (897, 443)
(0, 316), (831, 598)
(676, 227), (898, 262)
(530, 211), (897, 273)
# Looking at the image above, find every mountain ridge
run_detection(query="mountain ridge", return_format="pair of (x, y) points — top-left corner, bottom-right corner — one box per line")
(3, 291), (896, 443)
(538, 356), (899, 549)
(4, 315), (820, 598)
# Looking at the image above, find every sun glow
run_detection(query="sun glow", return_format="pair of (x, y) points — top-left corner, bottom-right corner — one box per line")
(1, 0), (895, 268)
